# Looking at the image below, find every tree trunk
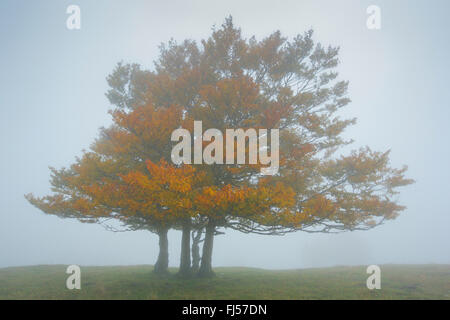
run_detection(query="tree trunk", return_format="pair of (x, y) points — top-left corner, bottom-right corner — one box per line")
(178, 220), (192, 277)
(198, 221), (215, 277)
(153, 227), (169, 275)
(191, 229), (202, 273)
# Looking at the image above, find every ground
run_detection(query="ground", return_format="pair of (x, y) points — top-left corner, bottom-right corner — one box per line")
(0, 264), (448, 299)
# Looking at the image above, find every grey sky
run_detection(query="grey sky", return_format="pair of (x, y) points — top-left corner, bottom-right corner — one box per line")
(0, 0), (449, 269)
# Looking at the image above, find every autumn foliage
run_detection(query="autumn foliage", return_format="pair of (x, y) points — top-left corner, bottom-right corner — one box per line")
(26, 17), (413, 277)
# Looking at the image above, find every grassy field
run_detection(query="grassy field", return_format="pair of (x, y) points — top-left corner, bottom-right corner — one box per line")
(0, 264), (448, 299)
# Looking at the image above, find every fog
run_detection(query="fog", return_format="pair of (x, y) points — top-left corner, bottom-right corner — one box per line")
(1, 0), (449, 269)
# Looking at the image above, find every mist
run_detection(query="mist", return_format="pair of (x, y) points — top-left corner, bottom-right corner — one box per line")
(1, 0), (449, 270)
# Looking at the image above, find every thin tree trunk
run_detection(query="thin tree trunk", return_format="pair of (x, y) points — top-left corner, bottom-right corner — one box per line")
(191, 229), (203, 273)
(191, 228), (202, 273)
(153, 226), (169, 275)
(198, 221), (215, 277)
(178, 220), (192, 277)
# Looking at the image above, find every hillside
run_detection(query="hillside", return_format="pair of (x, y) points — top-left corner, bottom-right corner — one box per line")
(0, 264), (449, 299)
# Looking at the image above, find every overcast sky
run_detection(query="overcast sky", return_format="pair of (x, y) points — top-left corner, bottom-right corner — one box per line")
(1, 0), (449, 269)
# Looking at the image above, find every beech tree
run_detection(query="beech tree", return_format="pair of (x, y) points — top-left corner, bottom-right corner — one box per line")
(26, 17), (413, 278)
(26, 104), (195, 274)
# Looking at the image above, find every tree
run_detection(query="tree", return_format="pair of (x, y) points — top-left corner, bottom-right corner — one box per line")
(26, 16), (413, 278)
(26, 103), (200, 275)
(153, 17), (413, 276)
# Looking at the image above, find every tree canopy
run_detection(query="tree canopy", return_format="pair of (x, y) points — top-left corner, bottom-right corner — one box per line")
(26, 16), (413, 277)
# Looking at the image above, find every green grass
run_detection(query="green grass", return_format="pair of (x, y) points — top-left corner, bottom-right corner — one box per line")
(0, 264), (448, 299)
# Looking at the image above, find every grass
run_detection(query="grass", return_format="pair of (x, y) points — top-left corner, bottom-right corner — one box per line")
(0, 264), (449, 299)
